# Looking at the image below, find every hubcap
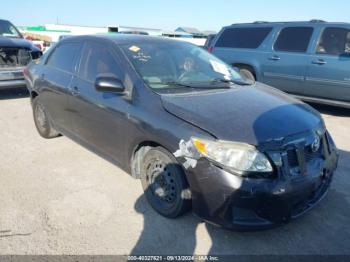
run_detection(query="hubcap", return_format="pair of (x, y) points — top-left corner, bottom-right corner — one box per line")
(146, 160), (177, 204)
(35, 104), (46, 131)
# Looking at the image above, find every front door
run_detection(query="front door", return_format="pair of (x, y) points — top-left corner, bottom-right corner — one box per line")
(69, 41), (131, 164)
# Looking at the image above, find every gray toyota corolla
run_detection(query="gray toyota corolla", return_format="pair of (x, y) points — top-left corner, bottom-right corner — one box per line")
(24, 35), (338, 230)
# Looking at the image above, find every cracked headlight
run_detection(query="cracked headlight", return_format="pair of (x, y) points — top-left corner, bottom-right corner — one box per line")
(192, 138), (273, 173)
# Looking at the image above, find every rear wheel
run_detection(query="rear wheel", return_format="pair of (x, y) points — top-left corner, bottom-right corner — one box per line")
(238, 67), (256, 82)
(32, 98), (60, 139)
(140, 147), (191, 218)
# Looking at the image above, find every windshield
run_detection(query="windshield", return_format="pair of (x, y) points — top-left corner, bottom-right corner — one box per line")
(121, 40), (244, 92)
(0, 20), (22, 38)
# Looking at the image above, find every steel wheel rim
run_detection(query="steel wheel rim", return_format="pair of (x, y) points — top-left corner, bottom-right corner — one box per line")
(146, 159), (177, 204)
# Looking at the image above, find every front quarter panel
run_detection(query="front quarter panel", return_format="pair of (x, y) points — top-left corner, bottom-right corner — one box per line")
(125, 84), (214, 174)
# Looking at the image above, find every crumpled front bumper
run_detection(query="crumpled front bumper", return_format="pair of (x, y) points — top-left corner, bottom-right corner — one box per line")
(185, 130), (339, 230)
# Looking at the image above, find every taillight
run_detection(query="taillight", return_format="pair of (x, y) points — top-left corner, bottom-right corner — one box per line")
(23, 67), (29, 77)
(34, 44), (42, 51)
(208, 46), (214, 53)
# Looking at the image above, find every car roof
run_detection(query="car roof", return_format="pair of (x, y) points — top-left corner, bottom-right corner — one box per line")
(60, 34), (184, 46)
(227, 20), (350, 28)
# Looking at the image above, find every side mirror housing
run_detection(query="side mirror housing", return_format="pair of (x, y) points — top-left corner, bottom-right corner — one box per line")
(95, 76), (125, 94)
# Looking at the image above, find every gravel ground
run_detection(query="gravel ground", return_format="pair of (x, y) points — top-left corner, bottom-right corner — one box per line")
(0, 88), (349, 255)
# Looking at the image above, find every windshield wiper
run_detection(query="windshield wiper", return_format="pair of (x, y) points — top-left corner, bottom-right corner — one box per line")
(147, 81), (193, 88)
(148, 80), (233, 89)
(163, 81), (194, 88)
(210, 78), (252, 86)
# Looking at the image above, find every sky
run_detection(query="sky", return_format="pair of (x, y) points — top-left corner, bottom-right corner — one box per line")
(2, 0), (349, 31)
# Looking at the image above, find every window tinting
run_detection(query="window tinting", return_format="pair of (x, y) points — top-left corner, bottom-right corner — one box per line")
(317, 27), (350, 56)
(46, 42), (80, 72)
(215, 27), (272, 49)
(274, 27), (313, 53)
(81, 43), (121, 82)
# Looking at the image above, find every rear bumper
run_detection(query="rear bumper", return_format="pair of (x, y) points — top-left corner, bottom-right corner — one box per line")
(0, 68), (26, 88)
(186, 132), (339, 231)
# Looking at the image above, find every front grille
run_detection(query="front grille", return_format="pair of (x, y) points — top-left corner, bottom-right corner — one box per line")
(285, 133), (329, 175)
(287, 150), (298, 167)
(0, 47), (32, 68)
(287, 144), (323, 168)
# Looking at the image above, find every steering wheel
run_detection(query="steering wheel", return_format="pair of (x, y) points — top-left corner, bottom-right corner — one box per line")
(178, 57), (196, 81)
(177, 70), (194, 82)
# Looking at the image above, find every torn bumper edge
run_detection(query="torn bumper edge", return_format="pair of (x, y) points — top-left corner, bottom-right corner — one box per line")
(173, 137), (339, 230)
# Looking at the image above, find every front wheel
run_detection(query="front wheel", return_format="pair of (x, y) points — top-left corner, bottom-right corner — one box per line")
(140, 147), (191, 218)
(32, 98), (60, 139)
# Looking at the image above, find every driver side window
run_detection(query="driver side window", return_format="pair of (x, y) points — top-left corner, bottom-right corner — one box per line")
(80, 42), (121, 82)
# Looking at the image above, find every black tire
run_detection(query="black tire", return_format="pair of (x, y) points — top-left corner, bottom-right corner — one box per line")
(239, 68), (256, 82)
(32, 97), (60, 139)
(140, 146), (191, 218)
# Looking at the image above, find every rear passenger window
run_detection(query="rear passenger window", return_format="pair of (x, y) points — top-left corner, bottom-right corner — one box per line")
(80, 42), (121, 82)
(274, 27), (313, 53)
(215, 27), (272, 49)
(46, 42), (80, 72)
(317, 27), (350, 56)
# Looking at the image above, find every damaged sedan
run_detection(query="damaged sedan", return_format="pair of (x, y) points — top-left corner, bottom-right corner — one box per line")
(24, 35), (339, 230)
(0, 19), (42, 89)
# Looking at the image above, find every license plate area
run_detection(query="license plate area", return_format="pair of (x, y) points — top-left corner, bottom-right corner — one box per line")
(0, 70), (24, 81)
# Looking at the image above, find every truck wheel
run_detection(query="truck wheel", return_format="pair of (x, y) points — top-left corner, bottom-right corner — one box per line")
(32, 98), (60, 139)
(140, 146), (191, 218)
(239, 68), (256, 82)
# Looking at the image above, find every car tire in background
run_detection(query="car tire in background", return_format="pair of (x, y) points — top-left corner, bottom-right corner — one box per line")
(32, 97), (60, 139)
(238, 67), (256, 82)
(140, 146), (191, 218)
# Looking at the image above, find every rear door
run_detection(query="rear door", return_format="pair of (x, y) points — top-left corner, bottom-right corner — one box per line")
(304, 26), (350, 102)
(39, 41), (81, 131)
(262, 26), (314, 94)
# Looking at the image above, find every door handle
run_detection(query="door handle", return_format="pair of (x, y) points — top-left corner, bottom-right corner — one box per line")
(71, 86), (80, 96)
(312, 59), (327, 65)
(269, 55), (281, 61)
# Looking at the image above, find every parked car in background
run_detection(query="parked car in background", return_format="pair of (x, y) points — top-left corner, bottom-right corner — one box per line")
(203, 33), (216, 50)
(24, 35), (338, 230)
(0, 18), (42, 89)
(210, 20), (350, 108)
(58, 35), (72, 41)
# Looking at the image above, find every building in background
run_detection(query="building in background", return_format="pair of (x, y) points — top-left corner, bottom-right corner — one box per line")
(202, 30), (217, 36)
(18, 23), (215, 49)
(18, 24), (162, 42)
(175, 27), (205, 38)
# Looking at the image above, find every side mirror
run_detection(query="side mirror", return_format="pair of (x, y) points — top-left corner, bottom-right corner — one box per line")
(95, 76), (125, 94)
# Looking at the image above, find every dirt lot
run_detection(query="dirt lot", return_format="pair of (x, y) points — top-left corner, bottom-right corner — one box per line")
(0, 88), (350, 255)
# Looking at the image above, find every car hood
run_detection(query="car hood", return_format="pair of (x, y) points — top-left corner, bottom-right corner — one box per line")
(161, 83), (323, 146)
(0, 36), (38, 51)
